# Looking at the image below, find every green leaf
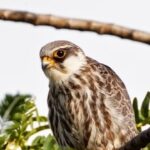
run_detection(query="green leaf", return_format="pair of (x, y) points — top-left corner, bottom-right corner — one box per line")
(24, 124), (49, 140)
(0, 94), (32, 120)
(32, 136), (46, 146)
(32, 116), (48, 122)
(43, 135), (60, 150)
(133, 97), (142, 124)
(141, 92), (150, 118)
(0, 134), (8, 149)
(12, 113), (26, 121)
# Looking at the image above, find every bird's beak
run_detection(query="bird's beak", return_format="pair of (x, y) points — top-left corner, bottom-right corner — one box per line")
(41, 56), (55, 69)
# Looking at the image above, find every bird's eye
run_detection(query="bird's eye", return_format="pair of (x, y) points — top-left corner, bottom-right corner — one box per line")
(54, 50), (66, 58)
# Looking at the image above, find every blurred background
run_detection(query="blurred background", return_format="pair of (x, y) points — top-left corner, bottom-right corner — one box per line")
(0, 0), (150, 116)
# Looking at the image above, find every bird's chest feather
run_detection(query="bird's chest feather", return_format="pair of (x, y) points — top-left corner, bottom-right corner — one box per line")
(48, 84), (85, 149)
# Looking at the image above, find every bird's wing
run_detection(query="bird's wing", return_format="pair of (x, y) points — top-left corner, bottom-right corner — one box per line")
(86, 57), (137, 136)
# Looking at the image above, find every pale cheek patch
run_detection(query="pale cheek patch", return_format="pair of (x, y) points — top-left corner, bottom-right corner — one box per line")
(63, 53), (86, 75)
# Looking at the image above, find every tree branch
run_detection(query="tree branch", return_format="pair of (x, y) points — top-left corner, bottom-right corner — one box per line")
(0, 9), (150, 45)
(119, 127), (150, 150)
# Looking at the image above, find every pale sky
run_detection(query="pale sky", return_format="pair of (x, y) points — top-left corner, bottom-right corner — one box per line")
(0, 0), (150, 116)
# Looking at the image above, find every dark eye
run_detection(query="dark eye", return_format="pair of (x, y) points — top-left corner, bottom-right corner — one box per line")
(57, 50), (64, 57)
(54, 50), (66, 58)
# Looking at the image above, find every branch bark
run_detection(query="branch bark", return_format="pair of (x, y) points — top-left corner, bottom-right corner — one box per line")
(0, 9), (150, 45)
(119, 127), (150, 150)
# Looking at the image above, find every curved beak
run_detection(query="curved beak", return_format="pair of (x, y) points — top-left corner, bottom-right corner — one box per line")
(41, 56), (55, 69)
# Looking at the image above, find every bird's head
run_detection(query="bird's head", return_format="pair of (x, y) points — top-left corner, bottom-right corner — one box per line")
(40, 40), (86, 83)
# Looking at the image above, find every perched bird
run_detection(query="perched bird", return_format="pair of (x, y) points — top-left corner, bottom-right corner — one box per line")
(40, 40), (137, 150)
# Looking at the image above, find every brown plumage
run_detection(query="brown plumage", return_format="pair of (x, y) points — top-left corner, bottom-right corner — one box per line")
(40, 40), (137, 150)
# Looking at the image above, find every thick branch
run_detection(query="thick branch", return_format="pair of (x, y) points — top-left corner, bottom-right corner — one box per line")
(0, 9), (150, 45)
(119, 128), (150, 150)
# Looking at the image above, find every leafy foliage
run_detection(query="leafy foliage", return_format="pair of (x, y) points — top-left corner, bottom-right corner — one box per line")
(133, 92), (150, 131)
(0, 94), (50, 150)
(133, 92), (150, 150)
